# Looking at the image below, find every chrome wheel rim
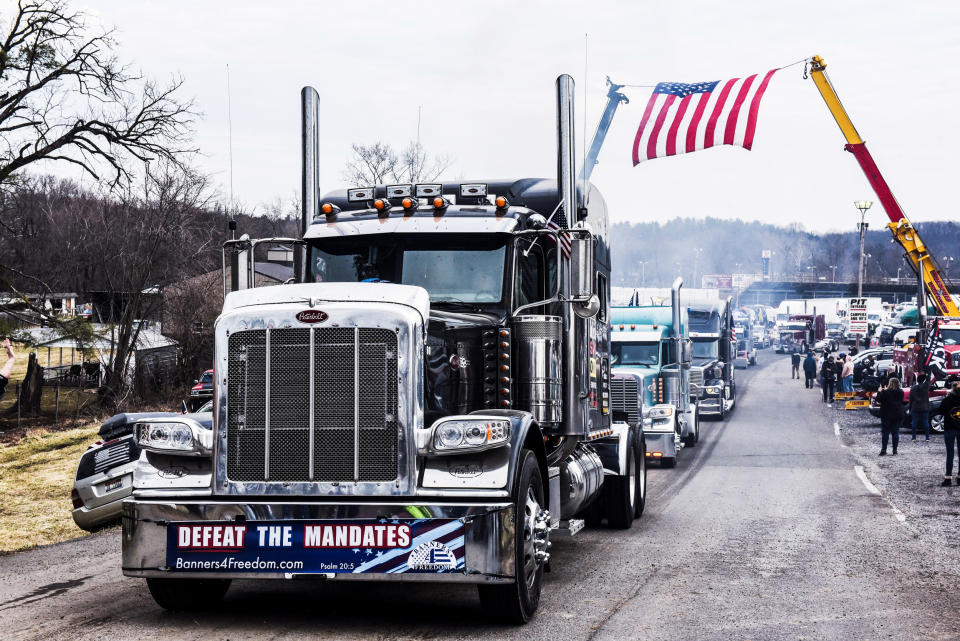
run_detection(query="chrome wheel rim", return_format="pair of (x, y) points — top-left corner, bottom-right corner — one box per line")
(628, 449), (637, 506)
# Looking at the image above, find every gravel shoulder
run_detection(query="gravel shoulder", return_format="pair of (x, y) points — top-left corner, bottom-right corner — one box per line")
(834, 397), (960, 556)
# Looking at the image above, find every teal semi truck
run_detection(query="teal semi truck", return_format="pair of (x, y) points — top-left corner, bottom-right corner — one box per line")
(609, 279), (698, 468)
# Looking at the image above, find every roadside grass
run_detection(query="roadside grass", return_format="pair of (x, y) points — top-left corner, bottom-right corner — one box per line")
(0, 421), (101, 553)
(0, 342), (103, 433)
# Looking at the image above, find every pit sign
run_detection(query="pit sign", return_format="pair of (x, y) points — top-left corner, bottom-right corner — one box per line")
(848, 298), (868, 337)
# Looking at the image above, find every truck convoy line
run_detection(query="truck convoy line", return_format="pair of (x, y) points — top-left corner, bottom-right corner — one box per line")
(121, 76), (651, 624)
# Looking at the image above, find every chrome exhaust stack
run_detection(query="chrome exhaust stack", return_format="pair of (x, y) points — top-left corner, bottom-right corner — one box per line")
(671, 277), (683, 340)
(556, 73), (580, 438)
(299, 86), (320, 281)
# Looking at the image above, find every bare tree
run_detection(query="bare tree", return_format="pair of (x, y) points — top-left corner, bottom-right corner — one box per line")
(0, 0), (195, 202)
(342, 141), (452, 186)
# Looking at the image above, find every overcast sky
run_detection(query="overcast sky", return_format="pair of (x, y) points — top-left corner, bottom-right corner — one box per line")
(24, 1), (960, 231)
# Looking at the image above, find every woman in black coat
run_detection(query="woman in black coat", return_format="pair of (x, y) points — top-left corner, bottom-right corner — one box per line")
(875, 377), (906, 456)
(937, 382), (960, 486)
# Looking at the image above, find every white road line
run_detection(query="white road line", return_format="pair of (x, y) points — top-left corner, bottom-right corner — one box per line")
(854, 465), (881, 495)
(854, 465), (910, 525)
(834, 421), (840, 437)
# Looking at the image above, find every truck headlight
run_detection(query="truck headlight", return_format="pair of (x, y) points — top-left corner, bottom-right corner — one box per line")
(705, 385), (721, 395)
(429, 417), (511, 455)
(643, 405), (675, 432)
(645, 406), (674, 419)
(136, 420), (211, 457)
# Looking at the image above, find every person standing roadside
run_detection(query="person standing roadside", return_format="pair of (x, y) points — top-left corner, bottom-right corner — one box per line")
(841, 355), (854, 393)
(937, 382), (960, 486)
(909, 372), (931, 441)
(875, 377), (905, 456)
(803, 351), (817, 389)
(791, 352), (801, 379)
(0, 338), (15, 400)
(821, 355), (837, 403)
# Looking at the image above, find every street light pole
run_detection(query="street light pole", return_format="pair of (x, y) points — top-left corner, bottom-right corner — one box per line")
(854, 200), (873, 351)
(855, 200), (872, 298)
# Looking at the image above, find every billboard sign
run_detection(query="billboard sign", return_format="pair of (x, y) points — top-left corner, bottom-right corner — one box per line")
(848, 298), (868, 336)
(701, 274), (733, 289)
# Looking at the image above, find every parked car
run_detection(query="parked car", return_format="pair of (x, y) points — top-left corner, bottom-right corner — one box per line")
(853, 348), (894, 385)
(71, 401), (213, 531)
(868, 389), (947, 434)
(189, 369), (214, 410)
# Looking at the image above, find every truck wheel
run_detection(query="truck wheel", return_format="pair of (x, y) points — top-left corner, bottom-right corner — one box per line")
(605, 434), (644, 529)
(146, 577), (231, 611)
(684, 409), (700, 447)
(478, 450), (545, 624)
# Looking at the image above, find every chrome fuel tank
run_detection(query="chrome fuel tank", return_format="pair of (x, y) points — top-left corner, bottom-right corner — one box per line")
(513, 315), (562, 427)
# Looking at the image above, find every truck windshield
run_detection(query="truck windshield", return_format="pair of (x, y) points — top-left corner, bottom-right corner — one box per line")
(692, 339), (718, 359)
(939, 329), (960, 345)
(309, 235), (507, 304)
(611, 342), (659, 366)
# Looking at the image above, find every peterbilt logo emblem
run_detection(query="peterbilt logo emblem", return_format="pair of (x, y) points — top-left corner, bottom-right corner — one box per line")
(296, 310), (328, 324)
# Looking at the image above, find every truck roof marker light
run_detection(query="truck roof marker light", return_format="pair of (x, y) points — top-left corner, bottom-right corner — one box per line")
(432, 196), (449, 213)
(320, 202), (340, 219)
(631, 324), (636, 330)
(401, 197), (418, 215)
(373, 199), (392, 219)
(619, 324), (624, 330)
(495, 195), (509, 215)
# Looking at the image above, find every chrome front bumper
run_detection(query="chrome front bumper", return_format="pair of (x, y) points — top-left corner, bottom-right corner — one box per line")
(122, 499), (515, 583)
(642, 432), (677, 459)
(699, 393), (723, 415)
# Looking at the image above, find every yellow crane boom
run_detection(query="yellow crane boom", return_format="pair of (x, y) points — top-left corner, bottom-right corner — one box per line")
(808, 55), (959, 317)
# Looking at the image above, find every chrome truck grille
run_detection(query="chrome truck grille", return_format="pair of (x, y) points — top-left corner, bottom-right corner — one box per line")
(226, 327), (399, 483)
(609, 376), (640, 426)
(688, 366), (704, 392)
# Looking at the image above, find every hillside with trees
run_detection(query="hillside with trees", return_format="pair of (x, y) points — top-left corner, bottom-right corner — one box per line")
(609, 218), (960, 289)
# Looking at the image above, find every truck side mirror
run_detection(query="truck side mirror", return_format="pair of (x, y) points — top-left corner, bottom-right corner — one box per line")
(569, 232), (593, 302)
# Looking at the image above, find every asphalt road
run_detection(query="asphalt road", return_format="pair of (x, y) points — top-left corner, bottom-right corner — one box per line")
(3, 354), (960, 640)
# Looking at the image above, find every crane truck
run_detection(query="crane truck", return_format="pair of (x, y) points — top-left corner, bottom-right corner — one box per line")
(120, 76), (647, 624)
(809, 55), (959, 388)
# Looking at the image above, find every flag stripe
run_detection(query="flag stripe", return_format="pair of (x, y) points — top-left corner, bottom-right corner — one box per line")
(703, 78), (739, 149)
(646, 94), (676, 160)
(631, 93), (661, 166)
(685, 92), (713, 153)
(722, 74), (756, 146)
(742, 69), (778, 150)
(665, 95), (693, 157)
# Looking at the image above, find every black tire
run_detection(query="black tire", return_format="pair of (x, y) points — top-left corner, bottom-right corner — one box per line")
(931, 413), (945, 435)
(605, 433), (644, 529)
(684, 409), (700, 447)
(146, 577), (231, 611)
(634, 434), (647, 518)
(661, 456), (677, 468)
(478, 450), (545, 624)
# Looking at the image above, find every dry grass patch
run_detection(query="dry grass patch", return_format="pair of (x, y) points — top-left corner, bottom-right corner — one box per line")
(0, 421), (101, 553)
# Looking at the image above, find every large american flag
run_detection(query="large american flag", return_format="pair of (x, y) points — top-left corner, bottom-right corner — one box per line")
(632, 70), (777, 164)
